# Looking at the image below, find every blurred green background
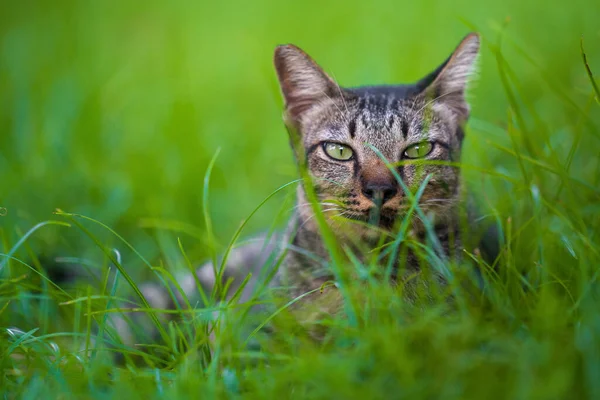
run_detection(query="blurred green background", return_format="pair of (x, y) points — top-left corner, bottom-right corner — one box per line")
(1, 0), (598, 268)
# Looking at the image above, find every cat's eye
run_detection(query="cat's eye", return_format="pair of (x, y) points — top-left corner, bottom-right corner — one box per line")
(323, 142), (354, 161)
(403, 141), (433, 159)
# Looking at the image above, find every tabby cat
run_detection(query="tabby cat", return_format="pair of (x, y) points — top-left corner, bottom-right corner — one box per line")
(131, 32), (494, 342)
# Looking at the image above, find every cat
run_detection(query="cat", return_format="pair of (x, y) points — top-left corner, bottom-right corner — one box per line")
(121, 32), (497, 346)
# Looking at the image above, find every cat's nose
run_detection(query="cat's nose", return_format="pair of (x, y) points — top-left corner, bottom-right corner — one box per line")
(362, 183), (398, 204)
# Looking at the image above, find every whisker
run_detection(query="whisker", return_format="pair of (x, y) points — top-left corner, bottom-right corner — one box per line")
(420, 199), (456, 204)
(317, 89), (350, 126)
(295, 211), (319, 232)
(299, 176), (346, 187)
(286, 201), (341, 213)
(330, 72), (352, 121)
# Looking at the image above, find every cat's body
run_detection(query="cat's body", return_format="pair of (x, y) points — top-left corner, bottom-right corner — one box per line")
(106, 33), (499, 348)
(135, 33), (492, 320)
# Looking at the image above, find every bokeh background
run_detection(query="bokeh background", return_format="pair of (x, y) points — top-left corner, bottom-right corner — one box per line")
(1, 0), (599, 270)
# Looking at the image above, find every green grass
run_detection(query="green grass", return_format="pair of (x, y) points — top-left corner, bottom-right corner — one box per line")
(1, 0), (600, 398)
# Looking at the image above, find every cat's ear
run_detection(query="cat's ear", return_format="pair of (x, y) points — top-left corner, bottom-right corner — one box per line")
(416, 33), (480, 121)
(274, 44), (341, 125)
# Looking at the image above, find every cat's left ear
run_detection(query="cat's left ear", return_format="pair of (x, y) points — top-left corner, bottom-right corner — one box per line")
(417, 33), (480, 121)
(274, 44), (343, 127)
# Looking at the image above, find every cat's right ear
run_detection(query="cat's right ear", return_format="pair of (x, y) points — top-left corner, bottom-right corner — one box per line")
(274, 44), (340, 126)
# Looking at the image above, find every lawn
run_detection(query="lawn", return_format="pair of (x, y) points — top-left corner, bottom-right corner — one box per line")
(1, 0), (600, 398)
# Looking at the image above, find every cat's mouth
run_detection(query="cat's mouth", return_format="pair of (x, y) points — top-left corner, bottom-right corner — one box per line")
(340, 207), (397, 230)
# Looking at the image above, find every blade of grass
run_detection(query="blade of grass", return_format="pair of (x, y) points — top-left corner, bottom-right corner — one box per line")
(6, 328), (40, 355)
(581, 36), (600, 105)
(203, 148), (222, 298)
(0, 221), (72, 273)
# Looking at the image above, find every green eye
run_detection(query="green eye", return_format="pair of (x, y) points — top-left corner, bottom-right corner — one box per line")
(404, 142), (433, 159)
(323, 142), (354, 161)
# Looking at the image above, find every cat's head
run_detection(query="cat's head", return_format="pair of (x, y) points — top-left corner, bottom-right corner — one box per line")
(274, 33), (480, 235)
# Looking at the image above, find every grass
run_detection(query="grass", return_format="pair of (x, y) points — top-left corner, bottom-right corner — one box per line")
(1, 0), (600, 398)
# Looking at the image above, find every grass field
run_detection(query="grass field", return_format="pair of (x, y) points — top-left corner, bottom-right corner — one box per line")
(1, 0), (600, 398)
